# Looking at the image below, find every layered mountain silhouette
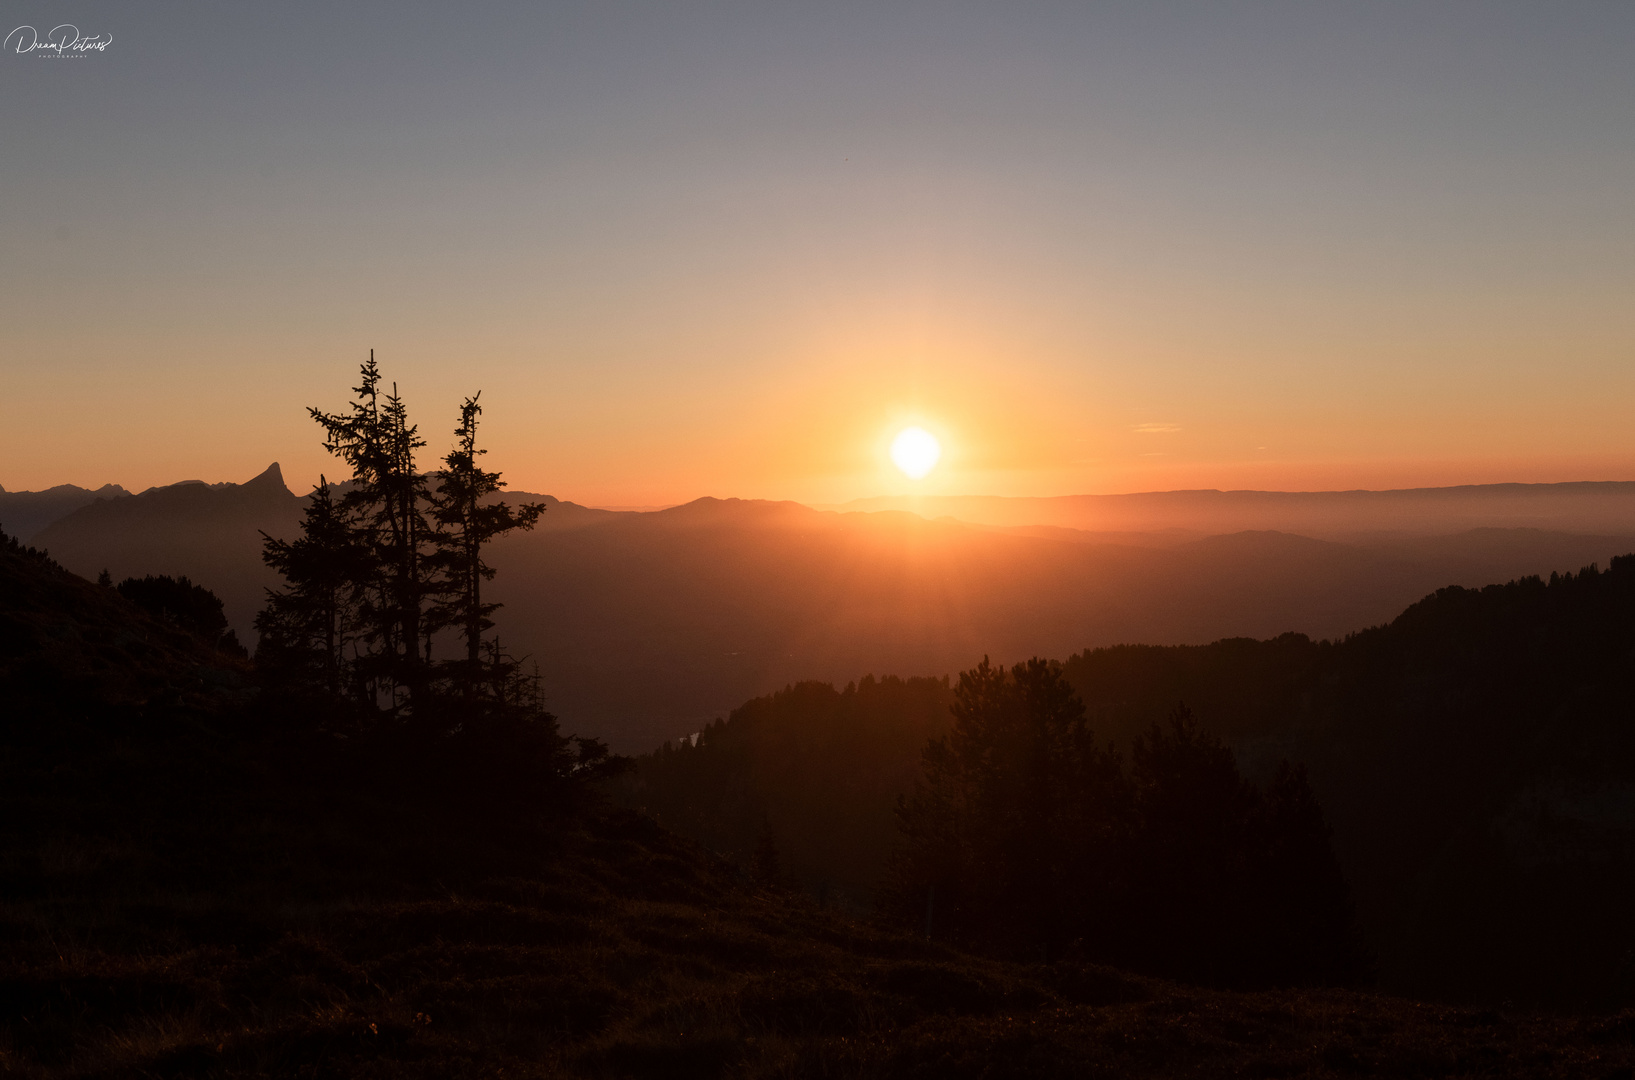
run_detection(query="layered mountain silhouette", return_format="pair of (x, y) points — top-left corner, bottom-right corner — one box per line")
(0, 481), (130, 542)
(29, 464), (304, 639)
(17, 468), (1635, 750)
(836, 482), (1635, 537)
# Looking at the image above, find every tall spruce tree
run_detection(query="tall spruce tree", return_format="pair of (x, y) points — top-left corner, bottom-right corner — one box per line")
(257, 478), (362, 696)
(427, 394), (545, 706)
(305, 353), (433, 713)
(887, 657), (1126, 958)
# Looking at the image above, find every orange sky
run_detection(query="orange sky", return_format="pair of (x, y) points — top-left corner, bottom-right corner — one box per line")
(4, 5), (1634, 504)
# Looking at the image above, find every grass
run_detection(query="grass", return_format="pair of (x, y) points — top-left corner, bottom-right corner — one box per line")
(4, 545), (1634, 1078)
(5, 755), (1635, 1079)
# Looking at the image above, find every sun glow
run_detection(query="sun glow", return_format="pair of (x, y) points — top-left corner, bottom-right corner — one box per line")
(890, 427), (942, 479)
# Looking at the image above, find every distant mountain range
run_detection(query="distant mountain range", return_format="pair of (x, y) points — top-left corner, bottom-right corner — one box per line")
(0, 481), (131, 542)
(13, 467), (1635, 750)
(834, 482), (1635, 538)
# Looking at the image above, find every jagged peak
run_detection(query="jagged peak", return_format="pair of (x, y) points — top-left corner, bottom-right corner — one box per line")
(243, 462), (289, 494)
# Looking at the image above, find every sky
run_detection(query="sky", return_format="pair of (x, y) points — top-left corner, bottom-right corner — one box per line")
(3, 2), (1634, 506)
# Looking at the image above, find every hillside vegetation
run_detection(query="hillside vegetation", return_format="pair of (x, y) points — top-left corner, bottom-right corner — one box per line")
(629, 556), (1635, 1006)
(7, 529), (1635, 1078)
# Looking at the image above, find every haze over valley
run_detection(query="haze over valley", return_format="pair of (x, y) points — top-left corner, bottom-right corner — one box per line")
(13, 467), (1635, 749)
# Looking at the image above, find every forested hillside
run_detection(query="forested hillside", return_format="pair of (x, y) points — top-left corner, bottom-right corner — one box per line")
(628, 676), (956, 907)
(629, 557), (1635, 1006)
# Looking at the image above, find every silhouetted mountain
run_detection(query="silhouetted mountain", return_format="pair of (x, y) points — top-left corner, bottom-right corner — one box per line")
(26, 476), (1635, 750)
(837, 481), (1635, 538)
(485, 506), (1635, 748)
(28, 465), (627, 648)
(0, 481), (130, 542)
(29, 464), (303, 638)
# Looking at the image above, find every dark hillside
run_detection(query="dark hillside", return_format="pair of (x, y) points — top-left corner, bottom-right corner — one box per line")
(14, 714), (1635, 1080)
(0, 530), (247, 720)
(627, 676), (956, 907)
(626, 558), (1635, 1006)
(8, 529), (1635, 1076)
(1072, 558), (1635, 1003)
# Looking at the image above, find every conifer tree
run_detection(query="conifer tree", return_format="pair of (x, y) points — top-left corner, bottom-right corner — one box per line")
(257, 478), (362, 696)
(888, 657), (1125, 956)
(260, 354), (582, 747)
(427, 394), (545, 706)
(305, 353), (433, 712)
(888, 670), (1366, 985)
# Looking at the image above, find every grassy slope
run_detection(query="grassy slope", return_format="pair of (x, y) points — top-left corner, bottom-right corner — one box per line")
(5, 543), (1635, 1078)
(7, 785), (1635, 1079)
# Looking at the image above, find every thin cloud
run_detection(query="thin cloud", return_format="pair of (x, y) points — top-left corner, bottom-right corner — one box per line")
(1132, 422), (1181, 434)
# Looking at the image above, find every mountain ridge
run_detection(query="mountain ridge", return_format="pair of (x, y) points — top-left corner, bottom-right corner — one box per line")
(19, 466), (1635, 751)
(832, 480), (1635, 537)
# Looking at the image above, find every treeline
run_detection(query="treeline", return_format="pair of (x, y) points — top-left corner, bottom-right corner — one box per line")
(629, 660), (1364, 988)
(629, 675), (955, 904)
(883, 659), (1365, 987)
(629, 555), (1635, 1004)
(1061, 560), (1635, 1003)
(105, 572), (247, 656)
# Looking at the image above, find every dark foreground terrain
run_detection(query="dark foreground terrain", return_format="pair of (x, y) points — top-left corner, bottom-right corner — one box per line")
(9, 748), (1635, 1080)
(6, 535), (1635, 1078)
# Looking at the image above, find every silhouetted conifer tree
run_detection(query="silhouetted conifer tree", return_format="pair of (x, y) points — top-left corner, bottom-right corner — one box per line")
(1122, 707), (1369, 987)
(260, 357), (570, 727)
(305, 353), (433, 713)
(888, 657), (1126, 957)
(888, 670), (1367, 986)
(427, 394), (545, 706)
(1248, 760), (1371, 985)
(257, 478), (365, 696)
(254, 355), (629, 794)
(1124, 705), (1258, 981)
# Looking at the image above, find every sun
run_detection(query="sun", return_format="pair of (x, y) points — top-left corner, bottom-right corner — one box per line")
(890, 427), (942, 479)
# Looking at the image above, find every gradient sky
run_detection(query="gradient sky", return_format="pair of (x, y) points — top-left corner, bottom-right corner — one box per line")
(3, 2), (1633, 505)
